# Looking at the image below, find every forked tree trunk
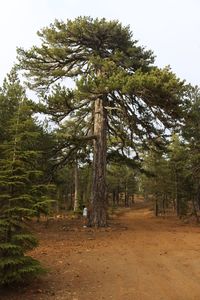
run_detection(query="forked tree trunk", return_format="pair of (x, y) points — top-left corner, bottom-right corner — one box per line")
(90, 97), (107, 227)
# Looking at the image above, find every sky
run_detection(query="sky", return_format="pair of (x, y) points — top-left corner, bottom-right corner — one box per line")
(0, 0), (200, 86)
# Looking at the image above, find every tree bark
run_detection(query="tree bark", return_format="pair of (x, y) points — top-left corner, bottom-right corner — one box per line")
(112, 190), (116, 207)
(154, 199), (159, 217)
(162, 194), (166, 216)
(90, 97), (107, 227)
(192, 196), (199, 223)
(174, 168), (180, 217)
(197, 184), (200, 210)
(73, 161), (79, 212)
(116, 186), (120, 207)
(124, 181), (128, 207)
(131, 194), (135, 206)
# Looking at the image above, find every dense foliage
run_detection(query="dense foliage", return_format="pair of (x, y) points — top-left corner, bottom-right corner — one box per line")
(0, 70), (52, 285)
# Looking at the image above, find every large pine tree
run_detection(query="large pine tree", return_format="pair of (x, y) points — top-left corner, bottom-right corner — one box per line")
(17, 17), (185, 226)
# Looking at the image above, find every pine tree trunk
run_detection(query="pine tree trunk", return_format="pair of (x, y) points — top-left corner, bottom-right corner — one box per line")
(192, 196), (199, 223)
(90, 97), (107, 227)
(175, 169), (180, 216)
(56, 189), (60, 213)
(70, 186), (73, 210)
(112, 190), (116, 207)
(197, 184), (200, 210)
(162, 194), (166, 216)
(132, 194), (135, 205)
(116, 186), (120, 207)
(73, 162), (79, 212)
(154, 199), (159, 217)
(124, 181), (128, 207)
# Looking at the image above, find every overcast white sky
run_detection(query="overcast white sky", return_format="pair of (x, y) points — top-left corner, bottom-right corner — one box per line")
(0, 0), (200, 86)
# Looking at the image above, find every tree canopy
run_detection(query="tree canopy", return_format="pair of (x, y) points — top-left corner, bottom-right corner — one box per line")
(17, 17), (186, 226)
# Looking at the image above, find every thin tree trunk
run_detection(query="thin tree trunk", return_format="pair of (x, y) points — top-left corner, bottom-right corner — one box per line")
(131, 194), (135, 206)
(56, 188), (60, 213)
(197, 184), (200, 210)
(162, 194), (166, 216)
(70, 185), (73, 210)
(116, 186), (120, 207)
(124, 181), (128, 207)
(174, 168), (180, 217)
(112, 190), (116, 207)
(172, 198), (176, 212)
(90, 97), (107, 227)
(192, 196), (199, 223)
(73, 161), (79, 212)
(154, 199), (159, 216)
(64, 192), (68, 210)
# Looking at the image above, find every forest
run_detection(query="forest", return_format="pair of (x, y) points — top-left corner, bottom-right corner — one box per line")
(0, 16), (200, 299)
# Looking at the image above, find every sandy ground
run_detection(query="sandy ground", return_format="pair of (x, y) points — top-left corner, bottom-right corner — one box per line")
(2, 203), (200, 300)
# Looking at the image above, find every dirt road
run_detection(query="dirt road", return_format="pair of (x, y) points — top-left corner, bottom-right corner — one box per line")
(2, 204), (200, 300)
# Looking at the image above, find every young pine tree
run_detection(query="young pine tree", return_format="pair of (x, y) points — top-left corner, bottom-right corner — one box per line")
(0, 70), (45, 286)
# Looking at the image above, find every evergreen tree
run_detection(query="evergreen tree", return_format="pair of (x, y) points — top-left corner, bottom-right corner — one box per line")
(0, 68), (22, 145)
(168, 134), (190, 216)
(140, 149), (171, 215)
(107, 163), (137, 207)
(140, 135), (192, 217)
(182, 86), (200, 217)
(0, 71), (46, 286)
(17, 17), (185, 226)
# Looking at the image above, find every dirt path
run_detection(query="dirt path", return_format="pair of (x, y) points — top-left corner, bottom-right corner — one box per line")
(2, 204), (200, 300)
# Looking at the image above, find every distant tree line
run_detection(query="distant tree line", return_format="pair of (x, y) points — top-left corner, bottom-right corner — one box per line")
(140, 86), (200, 220)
